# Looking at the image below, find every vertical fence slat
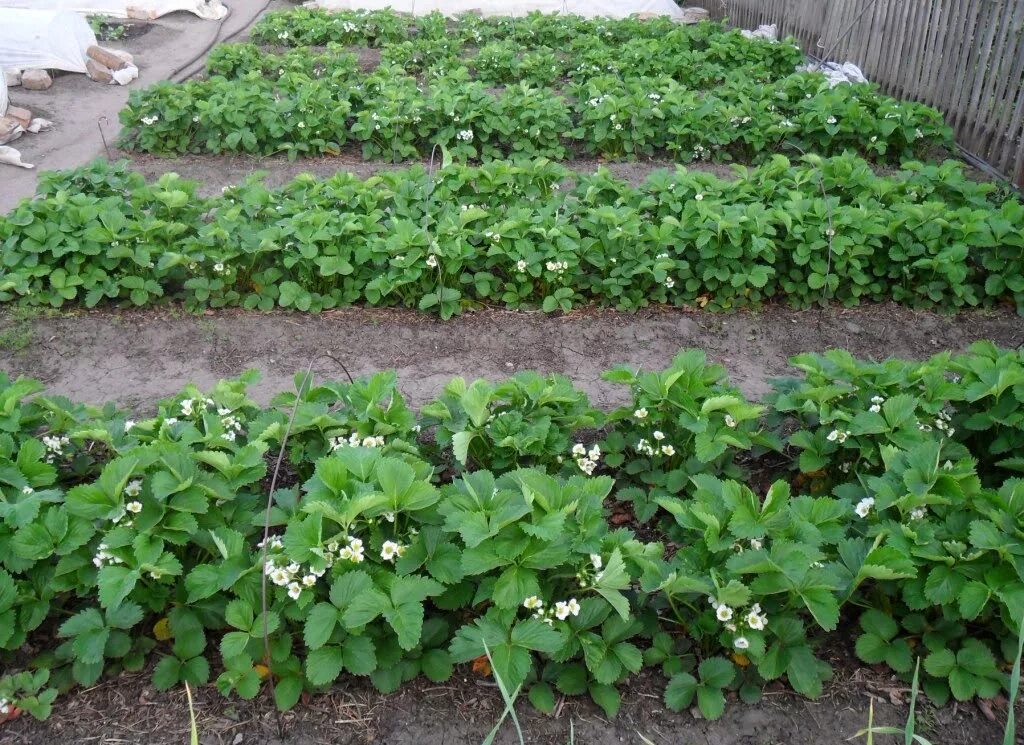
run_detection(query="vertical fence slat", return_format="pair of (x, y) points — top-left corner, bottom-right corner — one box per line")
(947, 0), (985, 133)
(970, 0), (1019, 148)
(919, 0), (948, 100)
(932, 0), (972, 116)
(694, 0), (1024, 188)
(987, 9), (1024, 172)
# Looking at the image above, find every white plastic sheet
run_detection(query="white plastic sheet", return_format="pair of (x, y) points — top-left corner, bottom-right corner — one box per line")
(0, 68), (7, 115)
(0, 0), (228, 21)
(306, 0), (686, 20)
(798, 61), (869, 86)
(0, 10), (97, 74)
(741, 24), (777, 41)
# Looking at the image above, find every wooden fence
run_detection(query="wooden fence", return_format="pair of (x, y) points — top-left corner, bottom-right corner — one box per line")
(686, 0), (1024, 188)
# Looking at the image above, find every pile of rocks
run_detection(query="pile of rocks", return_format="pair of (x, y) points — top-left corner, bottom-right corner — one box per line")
(0, 102), (52, 145)
(5, 68), (53, 91)
(83, 45), (138, 85)
(4, 45), (137, 92)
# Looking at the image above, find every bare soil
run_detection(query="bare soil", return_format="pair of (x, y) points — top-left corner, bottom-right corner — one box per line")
(3, 662), (1018, 745)
(1, 304), (1020, 412)
(120, 150), (732, 195)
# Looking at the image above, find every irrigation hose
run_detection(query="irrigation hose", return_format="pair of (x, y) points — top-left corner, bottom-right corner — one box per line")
(169, 0), (276, 83)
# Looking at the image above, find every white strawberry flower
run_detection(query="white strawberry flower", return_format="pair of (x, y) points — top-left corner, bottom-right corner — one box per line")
(716, 605), (734, 622)
(854, 497), (875, 518)
(271, 568), (291, 586)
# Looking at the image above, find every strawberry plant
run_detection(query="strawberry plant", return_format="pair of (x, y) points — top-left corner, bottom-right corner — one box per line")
(0, 347), (1022, 725)
(419, 372), (601, 473)
(601, 350), (780, 522)
(4, 156), (1024, 315)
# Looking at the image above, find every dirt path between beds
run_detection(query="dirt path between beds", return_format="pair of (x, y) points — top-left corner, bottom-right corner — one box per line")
(1, 304), (1020, 410)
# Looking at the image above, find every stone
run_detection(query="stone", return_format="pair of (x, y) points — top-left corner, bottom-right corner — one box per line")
(111, 49), (135, 67)
(86, 58), (114, 84)
(0, 115), (23, 146)
(27, 118), (54, 134)
(6, 106), (31, 129)
(87, 45), (128, 72)
(679, 7), (711, 23)
(21, 69), (52, 91)
(4, 69), (21, 88)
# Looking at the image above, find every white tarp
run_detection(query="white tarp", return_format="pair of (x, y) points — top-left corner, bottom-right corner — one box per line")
(798, 61), (869, 86)
(0, 0), (228, 21)
(741, 24), (777, 41)
(306, 0), (686, 20)
(0, 9), (96, 73)
(0, 68), (7, 115)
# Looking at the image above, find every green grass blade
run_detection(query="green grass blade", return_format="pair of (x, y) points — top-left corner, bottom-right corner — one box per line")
(480, 641), (525, 745)
(185, 682), (199, 745)
(1005, 613), (1024, 745)
(906, 658), (920, 745)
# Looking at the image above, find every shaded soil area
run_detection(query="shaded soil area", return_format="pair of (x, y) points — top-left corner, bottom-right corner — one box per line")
(1, 304), (1020, 412)
(119, 150), (728, 196)
(3, 661), (1018, 745)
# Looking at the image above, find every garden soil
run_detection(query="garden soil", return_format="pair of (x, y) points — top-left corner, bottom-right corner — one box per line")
(2, 663), (1019, 745)
(1, 304), (1021, 412)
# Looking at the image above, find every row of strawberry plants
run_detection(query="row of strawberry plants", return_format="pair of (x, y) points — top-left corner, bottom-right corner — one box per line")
(0, 342), (1021, 724)
(207, 31), (802, 90)
(2, 155), (1021, 315)
(248, 8), (726, 50)
(120, 66), (950, 161)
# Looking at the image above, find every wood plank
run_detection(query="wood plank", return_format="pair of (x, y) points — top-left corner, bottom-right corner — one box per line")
(902, 0), (937, 101)
(985, 3), (1024, 171)
(919, 0), (947, 103)
(861, 0), (895, 80)
(932, 0), (972, 115)
(883, 0), (918, 98)
(961, 0), (1003, 151)
(969, 0), (1020, 149)
(945, 0), (984, 133)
